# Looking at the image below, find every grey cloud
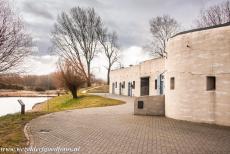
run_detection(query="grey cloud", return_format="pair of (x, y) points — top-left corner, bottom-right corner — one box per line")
(23, 1), (54, 20)
(15, 0), (223, 55)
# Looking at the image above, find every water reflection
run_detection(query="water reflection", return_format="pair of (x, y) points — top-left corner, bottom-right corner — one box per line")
(0, 97), (50, 116)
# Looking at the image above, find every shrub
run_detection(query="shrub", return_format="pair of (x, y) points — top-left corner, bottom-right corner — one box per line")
(34, 87), (45, 91)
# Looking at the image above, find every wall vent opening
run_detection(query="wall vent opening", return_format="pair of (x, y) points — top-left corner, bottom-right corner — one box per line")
(170, 77), (175, 90)
(155, 79), (157, 90)
(207, 76), (216, 91)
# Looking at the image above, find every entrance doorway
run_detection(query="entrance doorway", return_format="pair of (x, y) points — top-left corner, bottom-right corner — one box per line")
(119, 82), (122, 95)
(157, 74), (165, 95)
(112, 83), (115, 94)
(128, 82), (132, 96)
(141, 77), (149, 96)
(159, 74), (164, 95)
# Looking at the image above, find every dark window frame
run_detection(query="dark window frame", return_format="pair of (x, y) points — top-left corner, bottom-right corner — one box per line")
(140, 77), (150, 96)
(155, 79), (157, 90)
(170, 77), (175, 90)
(122, 81), (125, 88)
(132, 81), (135, 89)
(207, 76), (216, 91)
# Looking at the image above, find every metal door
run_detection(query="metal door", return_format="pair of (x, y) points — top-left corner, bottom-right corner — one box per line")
(141, 77), (150, 96)
(128, 82), (132, 96)
(112, 83), (115, 94)
(119, 82), (122, 95)
(157, 74), (164, 95)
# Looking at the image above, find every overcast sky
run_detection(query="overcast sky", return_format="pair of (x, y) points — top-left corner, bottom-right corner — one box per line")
(11, 0), (221, 79)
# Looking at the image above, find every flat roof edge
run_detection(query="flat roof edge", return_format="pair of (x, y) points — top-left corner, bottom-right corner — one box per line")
(111, 57), (164, 72)
(172, 22), (230, 38)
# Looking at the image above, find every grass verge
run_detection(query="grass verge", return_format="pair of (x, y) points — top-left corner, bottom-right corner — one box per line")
(35, 93), (124, 112)
(86, 85), (109, 93)
(0, 112), (47, 148)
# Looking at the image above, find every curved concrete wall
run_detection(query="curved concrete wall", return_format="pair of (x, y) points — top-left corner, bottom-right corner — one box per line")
(165, 26), (230, 126)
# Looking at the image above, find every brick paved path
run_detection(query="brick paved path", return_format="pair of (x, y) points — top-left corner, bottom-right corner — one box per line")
(26, 94), (230, 154)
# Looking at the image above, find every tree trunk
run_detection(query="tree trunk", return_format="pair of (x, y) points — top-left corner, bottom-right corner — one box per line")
(87, 62), (91, 87)
(70, 86), (78, 98)
(87, 80), (91, 87)
(107, 67), (111, 85)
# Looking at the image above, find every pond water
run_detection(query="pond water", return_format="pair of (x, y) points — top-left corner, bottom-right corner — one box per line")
(0, 97), (50, 116)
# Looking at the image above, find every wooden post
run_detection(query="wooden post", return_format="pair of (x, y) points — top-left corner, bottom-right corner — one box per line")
(18, 100), (25, 115)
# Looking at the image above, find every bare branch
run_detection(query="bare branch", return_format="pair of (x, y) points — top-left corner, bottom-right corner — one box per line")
(147, 15), (180, 58)
(51, 7), (102, 87)
(195, 0), (230, 28)
(0, 0), (32, 73)
(58, 59), (86, 98)
(97, 27), (120, 85)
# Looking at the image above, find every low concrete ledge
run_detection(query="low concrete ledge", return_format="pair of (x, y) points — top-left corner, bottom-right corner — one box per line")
(134, 95), (165, 116)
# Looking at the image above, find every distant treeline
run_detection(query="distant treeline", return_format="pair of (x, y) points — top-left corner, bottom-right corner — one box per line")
(0, 73), (61, 91)
(0, 82), (24, 90)
(0, 73), (106, 91)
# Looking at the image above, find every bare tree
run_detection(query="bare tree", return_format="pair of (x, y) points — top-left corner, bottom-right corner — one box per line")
(0, 73), (65, 90)
(58, 59), (86, 98)
(195, 0), (230, 28)
(0, 0), (32, 73)
(52, 7), (102, 87)
(51, 71), (65, 89)
(97, 28), (120, 85)
(148, 15), (180, 58)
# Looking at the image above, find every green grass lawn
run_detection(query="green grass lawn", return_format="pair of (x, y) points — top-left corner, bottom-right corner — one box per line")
(86, 85), (109, 93)
(37, 93), (124, 112)
(0, 92), (124, 148)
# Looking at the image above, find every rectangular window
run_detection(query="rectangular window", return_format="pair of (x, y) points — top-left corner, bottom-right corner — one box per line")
(170, 77), (175, 90)
(207, 76), (216, 91)
(123, 81), (125, 88)
(115, 82), (117, 88)
(132, 81), (135, 89)
(155, 79), (157, 90)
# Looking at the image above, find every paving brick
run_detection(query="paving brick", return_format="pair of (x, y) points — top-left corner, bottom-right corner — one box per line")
(25, 94), (230, 154)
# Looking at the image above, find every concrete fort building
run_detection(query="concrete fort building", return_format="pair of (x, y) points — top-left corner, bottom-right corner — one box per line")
(110, 23), (230, 126)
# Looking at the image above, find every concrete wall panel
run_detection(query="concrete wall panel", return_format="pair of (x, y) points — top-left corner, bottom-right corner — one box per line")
(165, 26), (230, 126)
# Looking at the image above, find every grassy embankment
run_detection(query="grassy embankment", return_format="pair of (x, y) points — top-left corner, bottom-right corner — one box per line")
(35, 92), (122, 112)
(86, 85), (109, 93)
(0, 112), (46, 148)
(0, 85), (123, 148)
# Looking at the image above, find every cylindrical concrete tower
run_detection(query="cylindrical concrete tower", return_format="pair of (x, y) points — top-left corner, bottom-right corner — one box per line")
(165, 24), (230, 126)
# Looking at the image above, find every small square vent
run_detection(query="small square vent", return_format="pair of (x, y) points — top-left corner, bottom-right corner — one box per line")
(138, 101), (144, 109)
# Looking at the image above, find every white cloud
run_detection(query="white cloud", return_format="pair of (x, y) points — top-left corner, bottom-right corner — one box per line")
(22, 46), (149, 80)
(121, 46), (150, 67)
(91, 46), (150, 80)
(23, 55), (59, 75)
